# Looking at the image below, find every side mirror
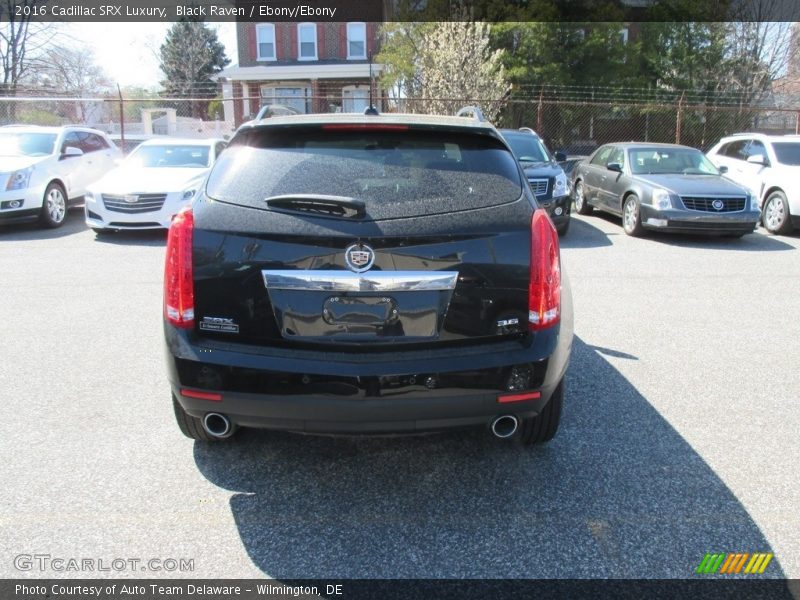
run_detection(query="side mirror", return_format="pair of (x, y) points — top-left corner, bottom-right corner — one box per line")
(746, 154), (767, 166)
(718, 165), (729, 174)
(554, 151), (567, 162)
(61, 146), (83, 160)
(606, 162), (623, 173)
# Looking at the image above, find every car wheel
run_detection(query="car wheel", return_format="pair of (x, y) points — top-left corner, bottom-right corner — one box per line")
(573, 180), (592, 215)
(622, 194), (645, 237)
(39, 182), (68, 228)
(172, 394), (229, 442)
(519, 379), (563, 446)
(762, 191), (793, 235)
(556, 219), (570, 237)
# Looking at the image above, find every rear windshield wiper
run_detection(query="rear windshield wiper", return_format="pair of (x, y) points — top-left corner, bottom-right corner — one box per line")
(265, 194), (366, 219)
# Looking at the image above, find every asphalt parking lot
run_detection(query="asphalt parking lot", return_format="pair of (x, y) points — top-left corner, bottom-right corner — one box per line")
(1, 208), (799, 581)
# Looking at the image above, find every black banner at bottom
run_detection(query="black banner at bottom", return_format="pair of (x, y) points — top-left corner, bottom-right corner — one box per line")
(3, 579), (798, 600)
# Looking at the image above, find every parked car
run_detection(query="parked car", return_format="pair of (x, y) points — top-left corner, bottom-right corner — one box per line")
(706, 133), (800, 234)
(165, 111), (573, 446)
(254, 103), (300, 120)
(498, 128), (571, 236)
(85, 137), (226, 233)
(558, 155), (588, 178)
(109, 133), (156, 155)
(572, 142), (760, 237)
(0, 125), (121, 228)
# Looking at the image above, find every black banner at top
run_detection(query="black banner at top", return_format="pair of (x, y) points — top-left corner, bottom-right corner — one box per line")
(1, 0), (799, 22)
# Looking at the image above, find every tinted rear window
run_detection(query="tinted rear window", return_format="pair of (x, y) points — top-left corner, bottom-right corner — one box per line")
(772, 142), (800, 166)
(206, 126), (523, 220)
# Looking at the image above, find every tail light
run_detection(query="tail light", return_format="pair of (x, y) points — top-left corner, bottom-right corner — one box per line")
(528, 209), (561, 331)
(164, 207), (194, 328)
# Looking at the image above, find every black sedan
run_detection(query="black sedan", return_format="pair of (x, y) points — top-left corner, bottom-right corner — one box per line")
(571, 143), (760, 236)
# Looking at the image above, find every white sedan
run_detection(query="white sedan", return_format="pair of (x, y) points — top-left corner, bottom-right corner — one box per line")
(84, 138), (226, 233)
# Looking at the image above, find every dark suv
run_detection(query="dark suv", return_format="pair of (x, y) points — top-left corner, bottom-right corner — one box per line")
(164, 112), (573, 446)
(499, 128), (571, 236)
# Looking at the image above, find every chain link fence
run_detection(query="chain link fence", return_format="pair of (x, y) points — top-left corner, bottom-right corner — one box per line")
(2, 89), (798, 154)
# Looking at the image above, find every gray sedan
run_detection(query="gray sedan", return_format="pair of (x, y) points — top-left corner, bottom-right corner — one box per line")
(572, 143), (761, 236)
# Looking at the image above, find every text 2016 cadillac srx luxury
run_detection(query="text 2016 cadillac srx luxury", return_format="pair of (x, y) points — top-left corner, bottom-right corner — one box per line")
(164, 112), (573, 446)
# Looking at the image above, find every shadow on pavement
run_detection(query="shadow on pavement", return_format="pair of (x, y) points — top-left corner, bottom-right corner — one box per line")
(90, 228), (168, 246)
(0, 208), (86, 241)
(193, 337), (783, 579)
(580, 212), (795, 252)
(559, 216), (615, 249)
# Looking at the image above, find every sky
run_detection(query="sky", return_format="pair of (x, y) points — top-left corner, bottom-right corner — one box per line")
(62, 22), (238, 89)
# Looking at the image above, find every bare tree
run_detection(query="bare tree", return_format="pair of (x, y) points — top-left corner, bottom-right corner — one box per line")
(35, 45), (111, 122)
(0, 0), (57, 120)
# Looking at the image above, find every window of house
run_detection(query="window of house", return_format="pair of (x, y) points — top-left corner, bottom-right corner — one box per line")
(298, 23), (317, 60)
(261, 85), (312, 114)
(619, 28), (629, 44)
(347, 23), (367, 59)
(256, 24), (276, 61)
(342, 86), (369, 113)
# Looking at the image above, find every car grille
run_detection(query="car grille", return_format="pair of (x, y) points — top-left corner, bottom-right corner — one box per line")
(102, 193), (167, 213)
(528, 178), (549, 196)
(681, 196), (746, 213)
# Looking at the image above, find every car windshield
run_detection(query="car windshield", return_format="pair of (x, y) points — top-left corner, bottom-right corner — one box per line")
(629, 147), (719, 175)
(771, 142), (800, 166)
(125, 144), (210, 168)
(0, 132), (57, 157)
(502, 132), (551, 163)
(207, 127), (523, 220)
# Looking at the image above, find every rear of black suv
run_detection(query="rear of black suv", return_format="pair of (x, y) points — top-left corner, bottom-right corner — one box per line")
(164, 114), (573, 445)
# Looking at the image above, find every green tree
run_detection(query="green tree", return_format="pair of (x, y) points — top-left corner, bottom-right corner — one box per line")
(159, 21), (229, 119)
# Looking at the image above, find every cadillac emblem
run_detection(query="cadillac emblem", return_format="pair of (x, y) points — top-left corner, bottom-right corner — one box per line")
(123, 195), (139, 204)
(712, 199), (725, 211)
(344, 243), (375, 273)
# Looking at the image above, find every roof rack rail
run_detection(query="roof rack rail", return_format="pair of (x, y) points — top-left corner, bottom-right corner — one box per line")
(455, 106), (487, 122)
(518, 127), (537, 135)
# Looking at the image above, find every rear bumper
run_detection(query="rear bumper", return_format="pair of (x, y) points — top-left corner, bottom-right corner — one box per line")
(166, 324), (572, 435)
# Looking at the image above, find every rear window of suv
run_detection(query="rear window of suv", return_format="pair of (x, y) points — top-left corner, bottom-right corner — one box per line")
(206, 126), (524, 220)
(771, 142), (800, 166)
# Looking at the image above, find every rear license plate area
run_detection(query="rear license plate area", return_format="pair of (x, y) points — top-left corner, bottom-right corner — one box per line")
(323, 296), (397, 326)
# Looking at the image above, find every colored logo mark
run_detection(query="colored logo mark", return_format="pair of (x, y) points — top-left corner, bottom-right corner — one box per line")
(696, 553), (773, 574)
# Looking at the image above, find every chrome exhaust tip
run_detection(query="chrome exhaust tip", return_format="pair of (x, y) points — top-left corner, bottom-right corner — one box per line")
(203, 412), (233, 438)
(491, 415), (519, 439)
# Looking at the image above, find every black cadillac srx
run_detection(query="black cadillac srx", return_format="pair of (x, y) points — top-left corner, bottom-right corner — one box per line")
(164, 112), (573, 446)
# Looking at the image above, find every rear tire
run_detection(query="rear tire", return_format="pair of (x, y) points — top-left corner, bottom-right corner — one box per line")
(39, 182), (68, 228)
(573, 180), (592, 215)
(519, 379), (564, 446)
(172, 394), (222, 442)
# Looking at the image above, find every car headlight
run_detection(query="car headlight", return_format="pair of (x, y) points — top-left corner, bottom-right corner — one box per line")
(651, 188), (672, 210)
(6, 166), (33, 191)
(182, 189), (196, 202)
(749, 192), (760, 211)
(554, 173), (568, 196)
(85, 191), (95, 203)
